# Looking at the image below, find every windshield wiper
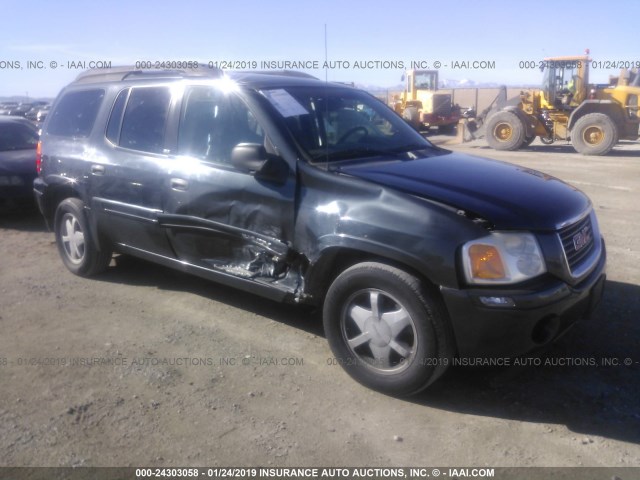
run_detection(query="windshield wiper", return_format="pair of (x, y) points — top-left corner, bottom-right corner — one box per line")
(389, 142), (438, 153)
(314, 148), (398, 162)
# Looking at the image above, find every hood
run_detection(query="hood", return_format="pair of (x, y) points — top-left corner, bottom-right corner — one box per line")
(338, 150), (590, 230)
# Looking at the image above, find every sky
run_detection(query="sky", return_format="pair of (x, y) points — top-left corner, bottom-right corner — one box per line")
(1, 0), (639, 98)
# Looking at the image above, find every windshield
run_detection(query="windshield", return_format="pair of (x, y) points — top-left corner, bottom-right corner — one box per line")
(541, 62), (580, 106)
(261, 86), (435, 162)
(414, 71), (437, 90)
(0, 122), (38, 151)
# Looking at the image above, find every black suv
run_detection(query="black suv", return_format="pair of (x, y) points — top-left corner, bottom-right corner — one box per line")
(34, 67), (606, 395)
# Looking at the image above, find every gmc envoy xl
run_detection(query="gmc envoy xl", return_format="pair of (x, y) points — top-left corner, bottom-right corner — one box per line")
(34, 67), (606, 395)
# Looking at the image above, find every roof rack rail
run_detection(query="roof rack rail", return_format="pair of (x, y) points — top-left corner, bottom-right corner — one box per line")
(236, 70), (318, 79)
(73, 64), (224, 84)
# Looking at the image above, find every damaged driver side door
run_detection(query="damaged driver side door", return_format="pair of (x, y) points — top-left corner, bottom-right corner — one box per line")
(160, 85), (297, 293)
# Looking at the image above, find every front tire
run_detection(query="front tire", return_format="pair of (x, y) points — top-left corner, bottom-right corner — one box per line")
(54, 198), (112, 276)
(571, 113), (618, 155)
(486, 111), (526, 151)
(323, 262), (453, 396)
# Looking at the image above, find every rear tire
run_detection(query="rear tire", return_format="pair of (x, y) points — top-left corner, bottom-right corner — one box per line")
(323, 262), (453, 396)
(571, 113), (618, 155)
(486, 111), (526, 151)
(54, 198), (112, 276)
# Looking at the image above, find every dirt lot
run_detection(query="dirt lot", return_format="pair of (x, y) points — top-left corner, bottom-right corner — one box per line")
(1, 137), (639, 468)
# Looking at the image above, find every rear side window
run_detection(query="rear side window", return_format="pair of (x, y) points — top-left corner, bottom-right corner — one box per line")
(47, 89), (104, 137)
(119, 87), (171, 154)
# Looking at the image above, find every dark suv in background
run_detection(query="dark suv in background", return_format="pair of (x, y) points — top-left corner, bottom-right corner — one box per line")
(35, 66), (606, 395)
(0, 116), (39, 208)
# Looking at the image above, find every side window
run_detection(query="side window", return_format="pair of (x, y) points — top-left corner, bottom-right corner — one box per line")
(47, 89), (105, 137)
(119, 87), (171, 154)
(178, 86), (265, 164)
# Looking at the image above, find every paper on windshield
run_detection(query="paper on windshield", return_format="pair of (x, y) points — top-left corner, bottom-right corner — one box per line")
(261, 89), (308, 117)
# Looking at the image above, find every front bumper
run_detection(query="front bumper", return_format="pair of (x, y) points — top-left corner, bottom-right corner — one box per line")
(0, 174), (36, 201)
(441, 241), (606, 358)
(421, 112), (460, 127)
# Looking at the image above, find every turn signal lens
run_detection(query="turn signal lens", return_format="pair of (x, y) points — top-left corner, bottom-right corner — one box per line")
(468, 244), (506, 279)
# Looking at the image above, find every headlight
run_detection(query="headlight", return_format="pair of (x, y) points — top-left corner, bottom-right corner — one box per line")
(462, 232), (546, 285)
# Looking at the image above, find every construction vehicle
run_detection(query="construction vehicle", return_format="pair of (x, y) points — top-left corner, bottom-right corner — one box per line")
(392, 70), (461, 133)
(476, 52), (640, 155)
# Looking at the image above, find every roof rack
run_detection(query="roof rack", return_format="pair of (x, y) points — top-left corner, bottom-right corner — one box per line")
(235, 70), (318, 79)
(73, 65), (224, 84)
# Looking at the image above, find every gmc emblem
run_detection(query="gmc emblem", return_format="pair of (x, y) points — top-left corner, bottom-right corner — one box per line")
(573, 226), (592, 252)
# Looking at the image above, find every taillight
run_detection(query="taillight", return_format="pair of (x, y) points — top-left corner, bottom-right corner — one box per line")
(36, 140), (42, 174)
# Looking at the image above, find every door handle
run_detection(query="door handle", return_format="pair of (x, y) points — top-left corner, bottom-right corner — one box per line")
(91, 164), (105, 175)
(170, 178), (189, 191)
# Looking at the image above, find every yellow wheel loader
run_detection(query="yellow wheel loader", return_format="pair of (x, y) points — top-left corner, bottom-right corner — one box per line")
(477, 52), (639, 155)
(392, 70), (461, 133)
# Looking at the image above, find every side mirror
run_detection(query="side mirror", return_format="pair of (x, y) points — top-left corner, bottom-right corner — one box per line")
(231, 143), (288, 185)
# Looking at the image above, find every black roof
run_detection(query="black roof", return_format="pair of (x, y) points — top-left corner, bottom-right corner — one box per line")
(70, 66), (342, 90)
(227, 71), (338, 89)
(72, 65), (224, 84)
(0, 115), (39, 130)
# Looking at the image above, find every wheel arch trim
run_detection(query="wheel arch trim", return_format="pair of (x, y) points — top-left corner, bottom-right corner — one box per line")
(45, 179), (105, 253)
(302, 235), (441, 303)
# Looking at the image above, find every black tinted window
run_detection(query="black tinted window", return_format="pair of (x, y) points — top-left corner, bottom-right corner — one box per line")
(178, 86), (264, 164)
(47, 89), (104, 137)
(120, 87), (171, 154)
(0, 122), (38, 151)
